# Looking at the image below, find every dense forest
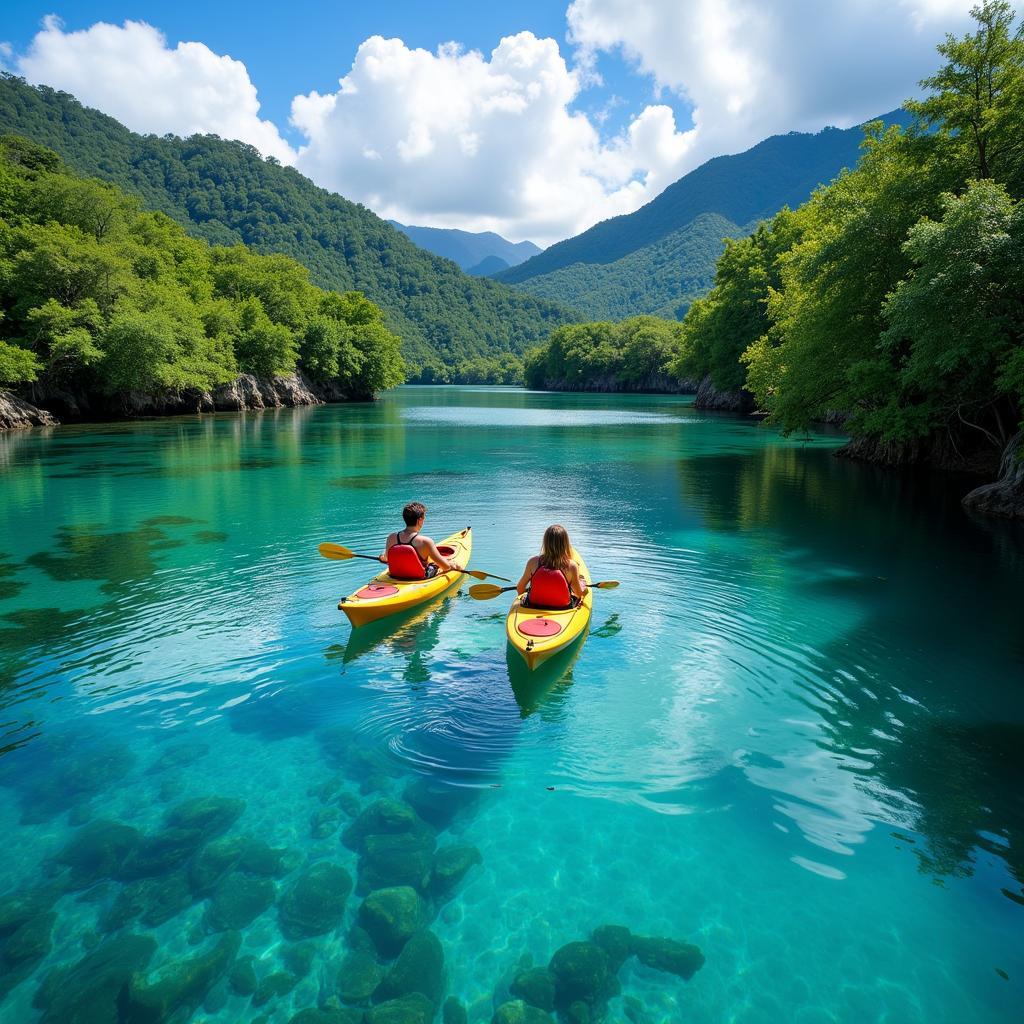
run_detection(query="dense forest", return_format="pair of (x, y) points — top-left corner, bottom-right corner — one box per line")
(0, 136), (404, 408)
(677, 1), (1023, 479)
(0, 74), (574, 381)
(523, 317), (687, 393)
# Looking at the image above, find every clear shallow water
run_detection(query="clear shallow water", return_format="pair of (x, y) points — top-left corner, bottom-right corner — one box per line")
(0, 385), (1022, 1023)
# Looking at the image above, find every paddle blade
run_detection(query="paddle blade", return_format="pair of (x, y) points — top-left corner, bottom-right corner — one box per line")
(591, 580), (620, 589)
(319, 542), (355, 561)
(468, 583), (505, 600)
(465, 569), (512, 582)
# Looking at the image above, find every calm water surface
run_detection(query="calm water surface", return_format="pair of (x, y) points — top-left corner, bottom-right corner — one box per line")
(0, 386), (1021, 1023)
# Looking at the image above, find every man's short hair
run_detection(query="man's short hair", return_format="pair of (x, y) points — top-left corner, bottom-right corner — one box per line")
(403, 502), (427, 527)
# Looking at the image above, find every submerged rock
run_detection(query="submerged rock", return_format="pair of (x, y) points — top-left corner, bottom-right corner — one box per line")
(238, 837), (294, 878)
(279, 862), (352, 939)
(290, 1009), (364, 1024)
(0, 890), (58, 937)
(590, 925), (634, 973)
(402, 777), (478, 830)
(117, 827), (206, 880)
(33, 932), (157, 1024)
(101, 872), (194, 931)
(189, 835), (247, 895)
(359, 831), (437, 894)
(374, 929), (444, 1007)
(56, 820), (142, 888)
(122, 930), (240, 1023)
(205, 872), (275, 931)
(493, 1000), (555, 1024)
(443, 996), (469, 1024)
(229, 955), (258, 996)
(337, 948), (385, 1004)
(358, 887), (427, 958)
(148, 741), (210, 773)
(165, 795), (245, 838)
(548, 942), (612, 1011)
(365, 993), (434, 1024)
(312, 806), (343, 839)
(509, 967), (556, 1012)
(428, 845), (482, 901)
(3, 910), (55, 965)
(342, 799), (429, 853)
(283, 941), (317, 978)
(253, 969), (299, 1007)
(632, 936), (705, 980)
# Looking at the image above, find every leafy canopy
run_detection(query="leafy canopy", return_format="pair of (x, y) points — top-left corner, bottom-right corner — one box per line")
(0, 135), (404, 399)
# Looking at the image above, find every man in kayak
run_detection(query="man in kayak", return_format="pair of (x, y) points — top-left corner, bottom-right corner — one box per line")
(380, 502), (462, 579)
(516, 524), (587, 608)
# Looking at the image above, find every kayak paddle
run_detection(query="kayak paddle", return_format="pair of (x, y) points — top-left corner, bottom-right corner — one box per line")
(318, 543), (510, 582)
(469, 580), (620, 600)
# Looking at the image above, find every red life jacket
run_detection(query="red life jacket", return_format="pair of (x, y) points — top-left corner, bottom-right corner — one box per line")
(387, 531), (427, 580)
(528, 566), (572, 609)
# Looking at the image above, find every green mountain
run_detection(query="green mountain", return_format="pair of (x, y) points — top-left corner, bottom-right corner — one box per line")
(511, 212), (745, 321)
(499, 111), (911, 320)
(0, 74), (573, 378)
(387, 221), (541, 273)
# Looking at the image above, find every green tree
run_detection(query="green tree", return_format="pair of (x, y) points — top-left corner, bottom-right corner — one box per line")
(908, 1), (1024, 184)
(742, 124), (955, 432)
(880, 179), (1024, 448)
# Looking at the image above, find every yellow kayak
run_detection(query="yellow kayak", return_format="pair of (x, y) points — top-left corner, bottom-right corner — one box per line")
(506, 547), (593, 670)
(338, 527), (472, 627)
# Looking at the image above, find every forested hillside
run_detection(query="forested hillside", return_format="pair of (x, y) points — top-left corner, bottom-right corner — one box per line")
(0, 135), (404, 414)
(0, 74), (573, 381)
(509, 212), (743, 321)
(677, 1), (1023, 512)
(499, 111), (910, 320)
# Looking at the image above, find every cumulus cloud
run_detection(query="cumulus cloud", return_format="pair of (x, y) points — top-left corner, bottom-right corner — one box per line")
(16, 16), (295, 163)
(291, 33), (694, 244)
(567, 0), (977, 174)
(10, 4), (981, 244)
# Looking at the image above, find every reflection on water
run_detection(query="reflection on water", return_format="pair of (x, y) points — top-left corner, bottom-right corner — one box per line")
(0, 386), (1021, 1023)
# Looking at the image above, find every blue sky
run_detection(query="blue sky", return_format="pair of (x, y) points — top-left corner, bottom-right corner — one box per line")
(3, 1), (669, 143)
(2, 1), (976, 243)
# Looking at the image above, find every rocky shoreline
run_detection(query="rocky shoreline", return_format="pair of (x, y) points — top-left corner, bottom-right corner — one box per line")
(0, 373), (363, 432)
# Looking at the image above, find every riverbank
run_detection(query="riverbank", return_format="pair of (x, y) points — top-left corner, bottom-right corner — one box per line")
(0, 372), (372, 431)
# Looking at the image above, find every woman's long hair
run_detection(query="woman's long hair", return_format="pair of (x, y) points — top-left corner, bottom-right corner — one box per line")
(540, 524), (573, 570)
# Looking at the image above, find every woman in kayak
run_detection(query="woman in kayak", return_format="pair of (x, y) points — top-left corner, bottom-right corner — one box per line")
(516, 524), (588, 609)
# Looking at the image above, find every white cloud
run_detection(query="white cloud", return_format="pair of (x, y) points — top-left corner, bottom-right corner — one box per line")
(10, 3), (980, 245)
(16, 16), (295, 164)
(291, 32), (694, 245)
(567, 0), (976, 176)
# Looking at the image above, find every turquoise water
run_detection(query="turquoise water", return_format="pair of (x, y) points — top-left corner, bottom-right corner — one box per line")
(0, 385), (1021, 1024)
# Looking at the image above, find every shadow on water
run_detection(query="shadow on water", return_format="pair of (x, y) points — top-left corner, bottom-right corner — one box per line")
(506, 629), (587, 719)
(334, 586), (463, 667)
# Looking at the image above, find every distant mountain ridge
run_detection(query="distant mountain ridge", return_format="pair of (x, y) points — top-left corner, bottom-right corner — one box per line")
(0, 74), (573, 377)
(499, 110), (913, 320)
(388, 221), (541, 274)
